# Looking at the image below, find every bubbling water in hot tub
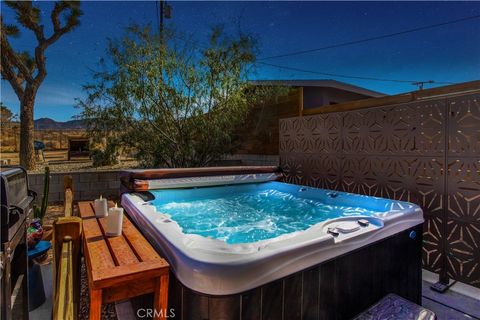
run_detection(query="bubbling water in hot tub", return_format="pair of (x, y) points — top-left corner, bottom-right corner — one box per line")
(151, 185), (378, 244)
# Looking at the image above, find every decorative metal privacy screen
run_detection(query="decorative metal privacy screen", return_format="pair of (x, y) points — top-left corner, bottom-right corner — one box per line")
(279, 93), (479, 288)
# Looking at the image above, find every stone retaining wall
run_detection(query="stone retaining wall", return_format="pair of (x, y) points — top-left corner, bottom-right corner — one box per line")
(28, 171), (121, 203)
(1, 122), (87, 152)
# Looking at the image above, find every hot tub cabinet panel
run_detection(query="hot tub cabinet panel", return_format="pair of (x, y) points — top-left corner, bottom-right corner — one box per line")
(167, 224), (422, 320)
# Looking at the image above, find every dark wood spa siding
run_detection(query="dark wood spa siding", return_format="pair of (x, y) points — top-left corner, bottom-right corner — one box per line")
(301, 266), (320, 320)
(241, 287), (262, 320)
(167, 224), (423, 320)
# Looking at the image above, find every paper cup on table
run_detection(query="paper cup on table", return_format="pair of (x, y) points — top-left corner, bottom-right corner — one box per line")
(94, 196), (108, 217)
(107, 204), (123, 236)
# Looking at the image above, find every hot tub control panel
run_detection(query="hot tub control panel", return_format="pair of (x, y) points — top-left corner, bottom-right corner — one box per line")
(324, 217), (383, 242)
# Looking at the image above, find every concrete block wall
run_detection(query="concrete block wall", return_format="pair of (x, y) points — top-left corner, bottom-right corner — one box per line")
(226, 154), (279, 166)
(28, 170), (121, 203)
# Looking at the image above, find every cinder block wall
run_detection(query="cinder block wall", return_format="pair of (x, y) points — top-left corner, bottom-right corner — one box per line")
(225, 154), (279, 166)
(28, 171), (121, 203)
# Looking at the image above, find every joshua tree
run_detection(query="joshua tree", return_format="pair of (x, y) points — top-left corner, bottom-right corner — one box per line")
(1, 1), (82, 169)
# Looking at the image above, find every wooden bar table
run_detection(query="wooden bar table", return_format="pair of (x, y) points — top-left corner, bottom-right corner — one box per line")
(78, 201), (169, 320)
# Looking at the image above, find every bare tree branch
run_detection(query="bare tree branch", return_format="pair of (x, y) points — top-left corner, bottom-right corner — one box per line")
(0, 49), (25, 98)
(0, 20), (34, 86)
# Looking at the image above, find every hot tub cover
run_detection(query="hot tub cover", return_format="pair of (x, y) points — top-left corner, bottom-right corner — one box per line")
(120, 166), (282, 192)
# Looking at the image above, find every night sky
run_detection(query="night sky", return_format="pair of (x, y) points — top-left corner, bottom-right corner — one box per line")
(1, 1), (479, 121)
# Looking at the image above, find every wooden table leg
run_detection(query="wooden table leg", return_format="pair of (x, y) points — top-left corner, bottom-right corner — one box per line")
(89, 288), (102, 320)
(154, 273), (169, 320)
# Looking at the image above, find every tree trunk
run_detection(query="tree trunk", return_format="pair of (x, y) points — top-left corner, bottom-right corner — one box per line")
(19, 90), (36, 170)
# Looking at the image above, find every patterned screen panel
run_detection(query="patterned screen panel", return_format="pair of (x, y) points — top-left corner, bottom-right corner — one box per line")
(446, 95), (480, 287)
(279, 93), (480, 288)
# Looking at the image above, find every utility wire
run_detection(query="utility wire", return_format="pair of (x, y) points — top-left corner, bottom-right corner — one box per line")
(170, 35), (454, 85)
(159, 20), (457, 86)
(258, 14), (480, 61)
(257, 61), (455, 85)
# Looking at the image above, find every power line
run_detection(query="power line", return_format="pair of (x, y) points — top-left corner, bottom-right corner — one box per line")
(257, 61), (455, 85)
(259, 14), (480, 61)
(172, 36), (456, 86)
(158, 22), (457, 86)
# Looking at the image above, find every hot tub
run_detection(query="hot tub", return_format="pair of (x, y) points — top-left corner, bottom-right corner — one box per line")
(121, 168), (424, 319)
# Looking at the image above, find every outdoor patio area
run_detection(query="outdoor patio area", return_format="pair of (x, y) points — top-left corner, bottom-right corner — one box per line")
(23, 201), (480, 320)
(2, 1), (480, 319)
(1, 81), (478, 319)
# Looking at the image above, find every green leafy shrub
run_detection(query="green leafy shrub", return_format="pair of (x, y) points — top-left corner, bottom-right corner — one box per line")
(90, 141), (119, 167)
(78, 25), (284, 168)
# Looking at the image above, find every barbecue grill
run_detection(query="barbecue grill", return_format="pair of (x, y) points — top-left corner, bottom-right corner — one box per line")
(1, 166), (35, 320)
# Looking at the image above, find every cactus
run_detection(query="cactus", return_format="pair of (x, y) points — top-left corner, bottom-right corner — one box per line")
(34, 166), (50, 223)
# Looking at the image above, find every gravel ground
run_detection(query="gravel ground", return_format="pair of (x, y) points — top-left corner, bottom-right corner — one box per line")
(42, 204), (66, 226)
(79, 259), (117, 320)
(28, 159), (140, 174)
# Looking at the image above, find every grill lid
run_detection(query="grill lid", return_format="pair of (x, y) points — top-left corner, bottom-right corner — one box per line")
(1, 167), (29, 207)
(1, 166), (35, 244)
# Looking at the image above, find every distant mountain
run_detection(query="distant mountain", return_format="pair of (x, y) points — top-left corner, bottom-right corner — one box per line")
(34, 118), (85, 130)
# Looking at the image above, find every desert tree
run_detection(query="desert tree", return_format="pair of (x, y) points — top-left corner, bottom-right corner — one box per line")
(1, 1), (82, 169)
(78, 25), (282, 167)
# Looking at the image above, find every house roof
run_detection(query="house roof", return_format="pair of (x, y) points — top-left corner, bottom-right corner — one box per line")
(250, 79), (385, 98)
